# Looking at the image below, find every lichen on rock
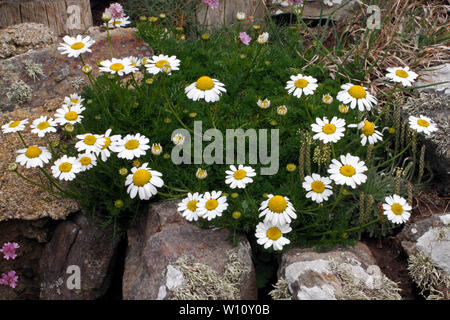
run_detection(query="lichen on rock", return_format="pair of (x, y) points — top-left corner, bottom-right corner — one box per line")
(7, 80), (32, 104)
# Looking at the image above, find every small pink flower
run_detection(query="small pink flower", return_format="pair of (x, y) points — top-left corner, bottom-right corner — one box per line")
(239, 32), (252, 45)
(0, 271), (18, 289)
(0, 242), (19, 260)
(105, 3), (124, 19)
(203, 0), (219, 9)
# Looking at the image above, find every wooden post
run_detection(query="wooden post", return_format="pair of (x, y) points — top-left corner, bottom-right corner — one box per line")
(0, 0), (93, 35)
(197, 0), (266, 30)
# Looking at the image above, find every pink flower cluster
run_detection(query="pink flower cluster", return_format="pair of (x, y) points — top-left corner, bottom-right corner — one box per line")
(203, 0), (220, 9)
(0, 271), (18, 289)
(239, 32), (252, 45)
(0, 242), (19, 260)
(0, 242), (19, 289)
(105, 2), (124, 19)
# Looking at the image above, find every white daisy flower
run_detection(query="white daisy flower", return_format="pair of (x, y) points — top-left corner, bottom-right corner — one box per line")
(196, 168), (208, 179)
(151, 143), (163, 156)
(58, 35), (95, 58)
(348, 119), (383, 146)
(99, 58), (137, 76)
(172, 133), (185, 146)
(54, 104), (85, 125)
(257, 32), (269, 44)
(185, 76), (226, 103)
(386, 66), (418, 87)
(259, 194), (297, 226)
(110, 133), (150, 160)
(77, 153), (97, 172)
(197, 191), (228, 221)
(311, 116), (346, 144)
(30, 116), (57, 137)
(63, 93), (84, 106)
(302, 174), (333, 203)
(16, 146), (52, 168)
(382, 194), (412, 224)
(99, 128), (121, 162)
(337, 83), (377, 112)
(75, 133), (106, 154)
(127, 56), (141, 68)
(107, 16), (131, 28)
(327, 153), (368, 189)
(285, 74), (318, 98)
(277, 105), (288, 116)
(51, 155), (81, 181)
(2, 119), (28, 134)
(322, 94), (333, 104)
(257, 99), (271, 109)
(255, 221), (291, 251)
(324, 0), (343, 6)
(145, 54), (180, 75)
(225, 164), (257, 189)
(177, 192), (203, 222)
(125, 163), (164, 200)
(408, 115), (438, 135)
(236, 12), (246, 21)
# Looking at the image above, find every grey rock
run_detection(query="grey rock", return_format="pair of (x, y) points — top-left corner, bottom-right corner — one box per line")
(122, 201), (257, 300)
(416, 63), (450, 96)
(39, 213), (118, 300)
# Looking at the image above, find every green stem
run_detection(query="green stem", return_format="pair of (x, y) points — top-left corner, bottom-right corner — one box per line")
(372, 140), (412, 171)
(375, 83), (398, 125)
(244, 188), (258, 213)
(106, 23), (114, 58)
(17, 132), (27, 148)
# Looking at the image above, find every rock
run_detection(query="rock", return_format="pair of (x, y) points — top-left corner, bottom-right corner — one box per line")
(273, 242), (402, 300)
(269, 0), (359, 20)
(0, 218), (55, 300)
(397, 213), (450, 299)
(416, 63), (450, 96)
(402, 93), (450, 193)
(0, 99), (80, 221)
(0, 27), (153, 111)
(39, 212), (118, 300)
(0, 23), (57, 59)
(122, 201), (257, 300)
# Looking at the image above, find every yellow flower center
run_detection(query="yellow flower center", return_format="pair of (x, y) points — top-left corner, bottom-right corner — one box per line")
(102, 137), (111, 150)
(155, 60), (170, 69)
(9, 120), (21, 128)
(197, 170), (206, 177)
(113, 20), (123, 25)
(322, 124), (336, 135)
(266, 227), (282, 240)
(196, 76), (215, 91)
(286, 164), (296, 172)
(187, 200), (198, 211)
(153, 146), (161, 151)
(133, 169), (152, 186)
(233, 169), (247, 180)
(110, 63), (124, 72)
(80, 157), (92, 166)
(340, 165), (356, 177)
(125, 139), (140, 150)
(391, 203), (404, 215)
(70, 98), (79, 104)
(65, 111), (78, 121)
(348, 85), (367, 99)
(205, 199), (219, 211)
(395, 70), (409, 78)
(37, 121), (50, 130)
(311, 180), (325, 193)
(361, 121), (375, 136)
(294, 78), (308, 89)
(268, 195), (288, 213)
(83, 135), (97, 145)
(71, 42), (85, 50)
(417, 119), (429, 127)
(25, 146), (42, 158)
(59, 162), (73, 173)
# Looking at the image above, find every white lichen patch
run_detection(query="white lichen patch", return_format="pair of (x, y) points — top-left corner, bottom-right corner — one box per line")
(7, 80), (32, 104)
(166, 248), (247, 300)
(297, 284), (337, 300)
(416, 227), (450, 274)
(407, 251), (450, 300)
(439, 214), (450, 226)
(284, 259), (332, 286)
